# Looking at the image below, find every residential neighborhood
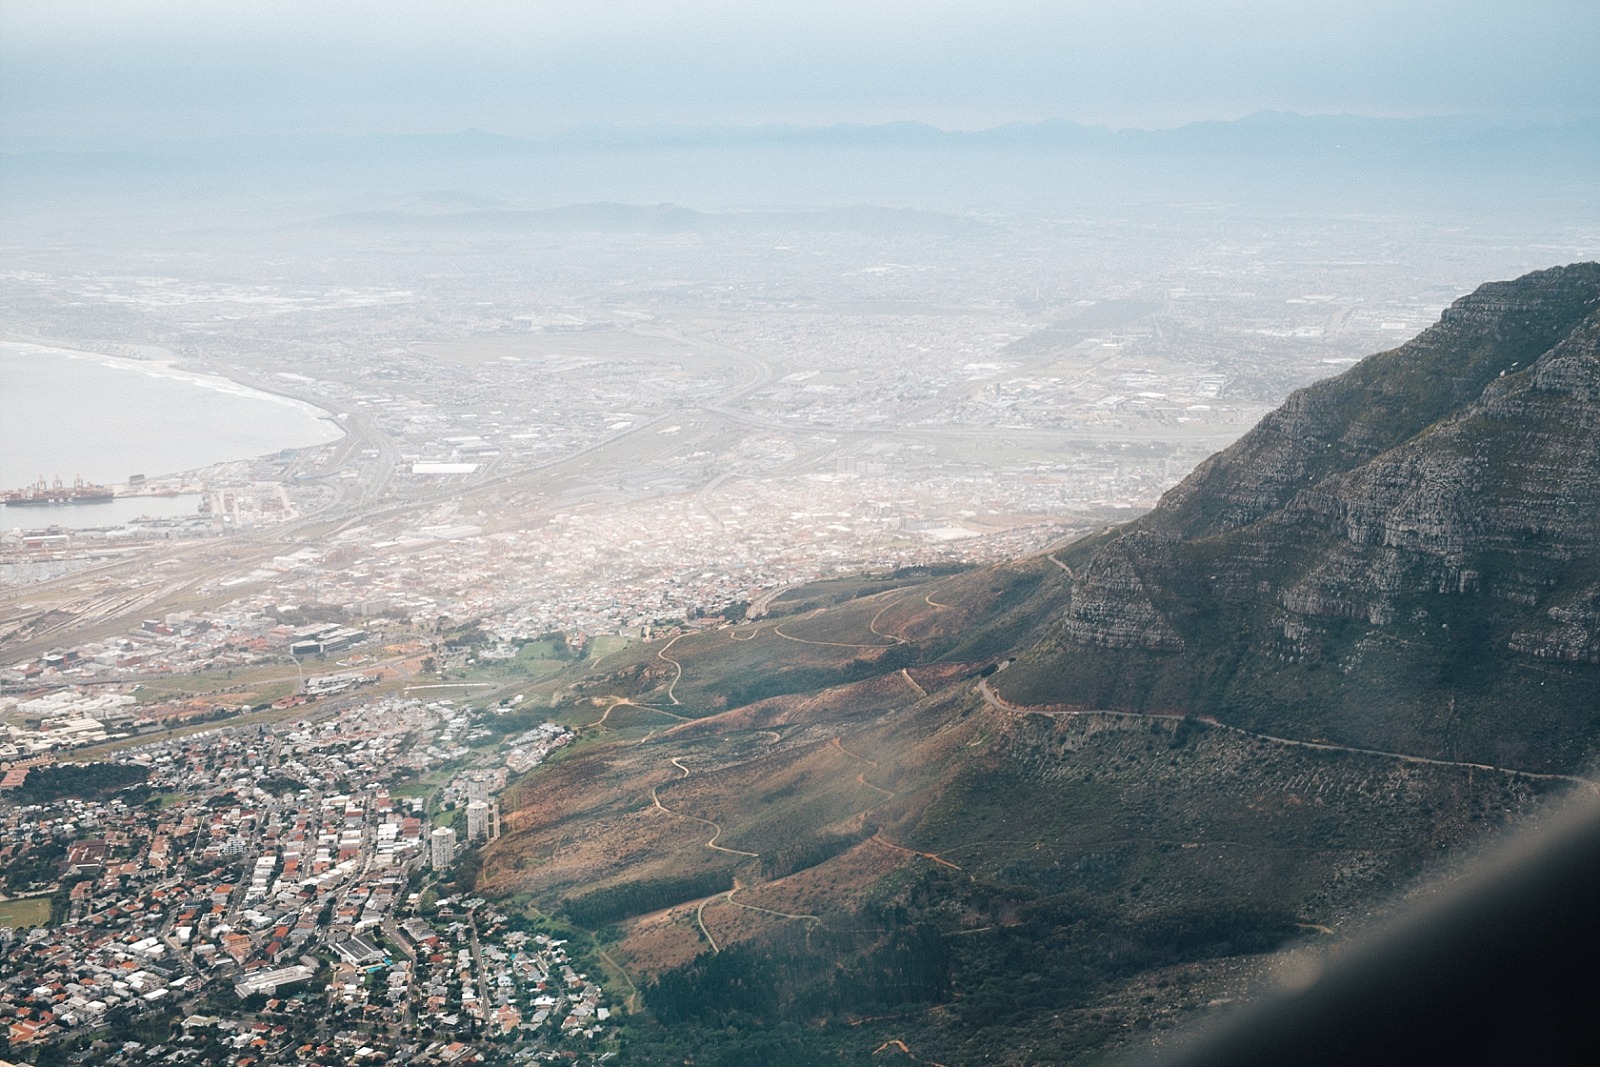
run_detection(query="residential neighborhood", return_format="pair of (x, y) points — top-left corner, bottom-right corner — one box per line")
(0, 695), (601, 1066)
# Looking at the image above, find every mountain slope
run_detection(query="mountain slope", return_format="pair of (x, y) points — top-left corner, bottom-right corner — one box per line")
(999, 263), (1600, 772)
(481, 265), (1600, 1065)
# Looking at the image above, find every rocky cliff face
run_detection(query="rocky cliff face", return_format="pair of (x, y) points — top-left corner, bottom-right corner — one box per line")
(1150, 264), (1600, 541)
(1001, 264), (1600, 770)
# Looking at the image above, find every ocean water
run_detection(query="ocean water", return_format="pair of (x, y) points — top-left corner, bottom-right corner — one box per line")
(1, 341), (343, 494)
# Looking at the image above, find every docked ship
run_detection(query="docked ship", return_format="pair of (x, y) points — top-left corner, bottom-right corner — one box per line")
(3, 475), (117, 507)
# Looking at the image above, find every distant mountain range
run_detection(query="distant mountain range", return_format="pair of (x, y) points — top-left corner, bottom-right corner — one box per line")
(543, 112), (1600, 160)
(309, 201), (989, 235)
(6, 112), (1597, 183)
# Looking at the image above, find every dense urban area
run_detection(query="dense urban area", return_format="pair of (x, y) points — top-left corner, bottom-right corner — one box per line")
(0, 690), (593, 1065)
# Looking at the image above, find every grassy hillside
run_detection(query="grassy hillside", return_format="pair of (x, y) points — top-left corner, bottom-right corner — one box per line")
(483, 556), (1580, 1065)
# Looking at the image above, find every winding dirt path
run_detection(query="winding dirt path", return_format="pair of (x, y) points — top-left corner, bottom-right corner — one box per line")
(663, 729), (955, 954)
(585, 697), (691, 730)
(976, 679), (1597, 789)
(867, 600), (910, 645)
(726, 881), (821, 924)
(650, 758), (760, 858)
(656, 633), (687, 704)
(695, 895), (723, 952)
(696, 881), (822, 954)
(595, 944), (642, 1013)
(774, 608), (904, 649)
(831, 735), (894, 800)
(872, 1040), (953, 1067)
(727, 623), (773, 642)
(867, 831), (964, 871)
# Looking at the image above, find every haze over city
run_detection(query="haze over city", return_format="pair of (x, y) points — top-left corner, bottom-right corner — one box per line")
(2, 3), (1598, 1065)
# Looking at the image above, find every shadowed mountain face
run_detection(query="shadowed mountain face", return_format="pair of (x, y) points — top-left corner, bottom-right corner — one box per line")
(484, 265), (1600, 1066)
(1000, 263), (1600, 773)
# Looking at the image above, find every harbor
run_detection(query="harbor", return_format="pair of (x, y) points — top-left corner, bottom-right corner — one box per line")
(2, 476), (116, 508)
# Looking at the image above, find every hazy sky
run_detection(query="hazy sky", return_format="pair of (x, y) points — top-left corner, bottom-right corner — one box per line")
(2, 0), (1596, 150)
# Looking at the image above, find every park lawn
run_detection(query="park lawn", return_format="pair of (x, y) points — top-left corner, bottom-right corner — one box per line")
(586, 634), (635, 661)
(0, 894), (53, 928)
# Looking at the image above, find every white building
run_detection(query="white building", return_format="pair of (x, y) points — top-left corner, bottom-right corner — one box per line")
(465, 800), (490, 843)
(430, 825), (457, 868)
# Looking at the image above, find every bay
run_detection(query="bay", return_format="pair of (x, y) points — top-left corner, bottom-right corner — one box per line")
(1, 341), (343, 493)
